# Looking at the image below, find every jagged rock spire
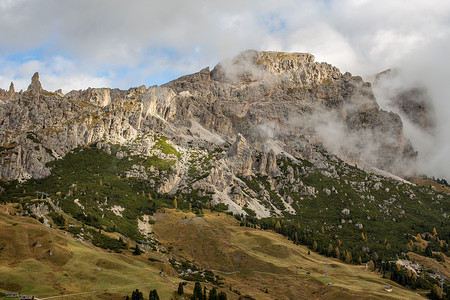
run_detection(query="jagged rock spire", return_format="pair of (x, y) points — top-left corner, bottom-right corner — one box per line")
(8, 82), (15, 97)
(27, 72), (43, 93)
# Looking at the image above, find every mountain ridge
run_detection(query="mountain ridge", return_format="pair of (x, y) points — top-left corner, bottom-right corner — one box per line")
(0, 50), (415, 182)
(0, 51), (449, 298)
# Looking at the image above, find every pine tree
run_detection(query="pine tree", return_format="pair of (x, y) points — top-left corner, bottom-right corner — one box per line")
(407, 269), (412, 278)
(131, 289), (143, 300)
(208, 287), (217, 300)
(177, 282), (184, 295)
(217, 291), (227, 300)
(275, 221), (281, 232)
(335, 247), (340, 259)
(193, 281), (203, 299)
(430, 284), (442, 299)
(149, 289), (159, 300)
(345, 250), (352, 263)
(416, 233), (422, 242)
(133, 244), (141, 255)
(328, 244), (334, 255)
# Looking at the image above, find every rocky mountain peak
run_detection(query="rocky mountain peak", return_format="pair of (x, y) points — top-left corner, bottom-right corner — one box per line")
(8, 82), (15, 97)
(211, 50), (341, 88)
(27, 72), (43, 93)
(0, 50), (418, 181)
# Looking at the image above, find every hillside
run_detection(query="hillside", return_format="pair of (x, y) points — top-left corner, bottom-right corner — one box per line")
(0, 204), (178, 299)
(0, 204), (428, 299)
(0, 50), (449, 298)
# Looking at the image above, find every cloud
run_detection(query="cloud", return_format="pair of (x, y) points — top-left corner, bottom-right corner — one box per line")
(0, 0), (449, 178)
(0, 56), (110, 93)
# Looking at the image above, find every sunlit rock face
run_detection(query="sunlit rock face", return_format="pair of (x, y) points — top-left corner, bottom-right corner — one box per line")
(0, 50), (415, 181)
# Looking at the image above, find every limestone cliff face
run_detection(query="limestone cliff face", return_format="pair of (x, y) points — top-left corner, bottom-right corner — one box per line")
(0, 75), (178, 180)
(0, 51), (416, 182)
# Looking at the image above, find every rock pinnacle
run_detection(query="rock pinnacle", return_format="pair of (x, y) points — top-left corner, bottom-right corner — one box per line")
(27, 72), (43, 93)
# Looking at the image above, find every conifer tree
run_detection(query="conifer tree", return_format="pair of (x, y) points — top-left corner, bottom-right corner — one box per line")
(208, 287), (217, 300)
(177, 282), (184, 295)
(149, 289), (159, 300)
(275, 221), (281, 232)
(193, 281), (203, 299)
(328, 244), (333, 255)
(313, 241), (318, 252)
(217, 291), (227, 300)
(335, 247), (340, 259)
(345, 250), (352, 263)
(131, 289), (143, 300)
(133, 244), (142, 255)
(416, 233), (422, 242)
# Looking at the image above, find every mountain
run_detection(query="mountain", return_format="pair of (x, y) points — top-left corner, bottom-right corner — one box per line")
(0, 50), (415, 182)
(0, 50), (449, 298)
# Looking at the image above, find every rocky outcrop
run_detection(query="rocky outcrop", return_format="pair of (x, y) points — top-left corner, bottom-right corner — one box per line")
(8, 82), (15, 98)
(227, 134), (253, 175)
(27, 72), (43, 93)
(0, 50), (417, 183)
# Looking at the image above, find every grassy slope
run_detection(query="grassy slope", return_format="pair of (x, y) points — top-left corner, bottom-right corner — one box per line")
(0, 204), (178, 299)
(0, 205), (427, 299)
(410, 176), (450, 194)
(153, 209), (426, 300)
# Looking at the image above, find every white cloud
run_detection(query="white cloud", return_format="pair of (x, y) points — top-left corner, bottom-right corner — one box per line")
(0, 57), (110, 93)
(0, 0), (449, 178)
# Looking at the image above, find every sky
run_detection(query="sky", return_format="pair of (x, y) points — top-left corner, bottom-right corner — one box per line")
(0, 0), (449, 179)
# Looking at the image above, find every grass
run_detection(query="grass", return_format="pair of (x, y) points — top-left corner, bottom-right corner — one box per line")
(154, 136), (181, 159)
(0, 205), (178, 299)
(152, 209), (426, 300)
(0, 204), (434, 299)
